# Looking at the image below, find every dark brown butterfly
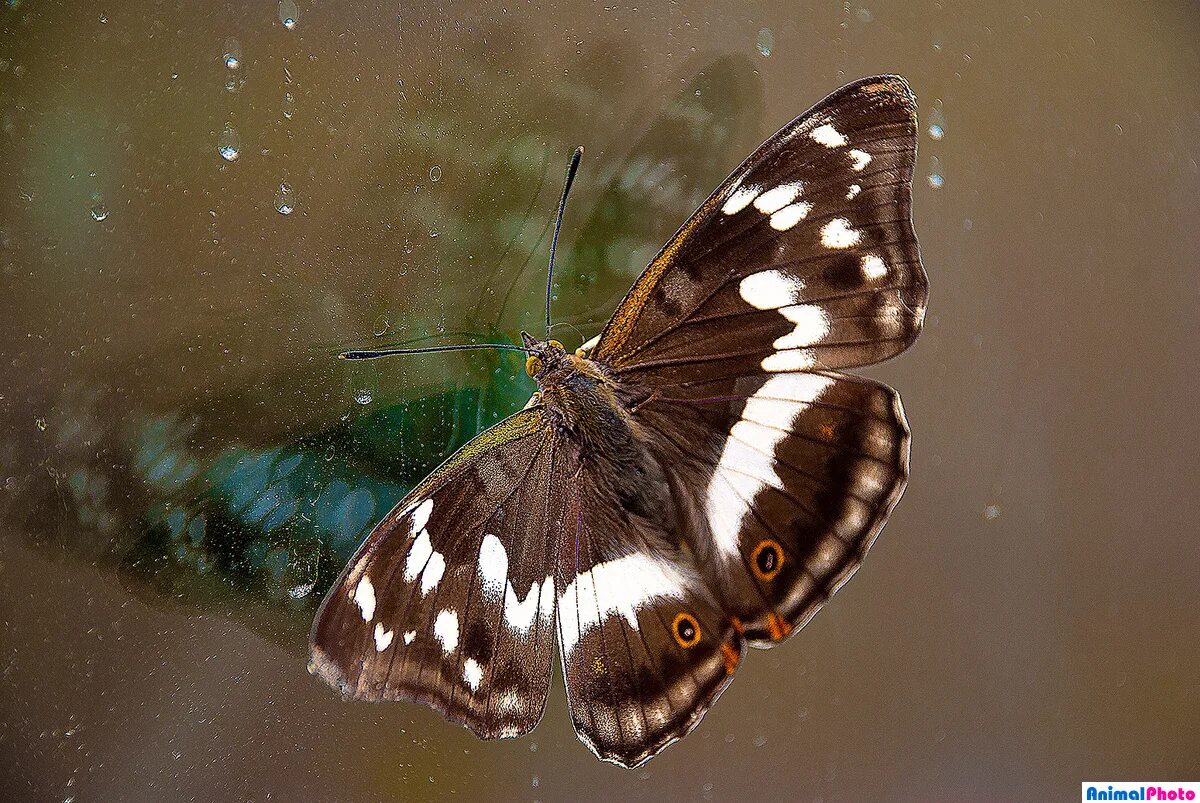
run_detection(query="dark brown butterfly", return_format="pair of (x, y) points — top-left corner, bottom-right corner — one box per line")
(309, 75), (927, 768)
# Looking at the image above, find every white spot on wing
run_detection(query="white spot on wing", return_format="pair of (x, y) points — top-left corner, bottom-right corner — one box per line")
(373, 623), (394, 652)
(753, 182), (802, 214)
(821, 217), (861, 249)
(478, 534), (508, 600)
(769, 201), (812, 231)
(433, 609), (459, 654)
(861, 254), (887, 280)
(404, 501), (445, 595)
(505, 575), (555, 633)
(772, 304), (830, 349)
(811, 123), (847, 148)
(403, 630), (416, 644)
(739, 270), (804, 310)
(404, 529), (433, 582)
(721, 184), (759, 215)
(463, 658), (483, 691)
(557, 554), (691, 657)
(353, 576), (376, 622)
(411, 498), (434, 533)
(846, 183), (861, 199)
(705, 374), (836, 557)
(761, 349), (816, 372)
(497, 689), (523, 714)
(849, 149), (871, 171)
(420, 552), (445, 595)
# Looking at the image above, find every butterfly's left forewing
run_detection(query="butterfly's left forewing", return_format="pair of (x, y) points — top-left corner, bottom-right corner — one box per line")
(310, 408), (569, 739)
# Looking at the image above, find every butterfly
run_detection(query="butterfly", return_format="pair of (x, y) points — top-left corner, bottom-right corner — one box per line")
(309, 75), (928, 768)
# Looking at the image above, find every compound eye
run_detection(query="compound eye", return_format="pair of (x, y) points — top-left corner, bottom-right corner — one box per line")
(751, 539), (784, 581)
(672, 612), (701, 648)
(525, 355), (543, 377)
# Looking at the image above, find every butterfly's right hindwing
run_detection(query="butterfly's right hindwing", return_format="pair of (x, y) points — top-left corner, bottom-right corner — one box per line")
(309, 408), (568, 740)
(635, 369), (909, 644)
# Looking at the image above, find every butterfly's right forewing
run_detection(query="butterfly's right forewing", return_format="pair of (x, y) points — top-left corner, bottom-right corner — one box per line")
(594, 75), (926, 384)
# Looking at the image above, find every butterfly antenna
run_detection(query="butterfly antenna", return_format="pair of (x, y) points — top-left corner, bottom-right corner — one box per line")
(339, 342), (530, 360)
(546, 146), (584, 339)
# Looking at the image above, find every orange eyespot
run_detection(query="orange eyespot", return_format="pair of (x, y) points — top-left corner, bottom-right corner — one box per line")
(672, 612), (702, 648)
(525, 355), (543, 377)
(751, 539), (785, 581)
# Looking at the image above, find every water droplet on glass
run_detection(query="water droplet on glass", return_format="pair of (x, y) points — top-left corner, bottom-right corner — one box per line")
(274, 183), (295, 214)
(279, 0), (299, 29)
(983, 504), (1000, 520)
(372, 314), (390, 337)
(855, 7), (873, 23)
(927, 156), (944, 188)
(928, 106), (946, 140)
(429, 165), (442, 182)
(282, 91), (295, 119)
(755, 28), (774, 57)
(35, 417), (47, 431)
(429, 228), (439, 238)
(223, 38), (242, 70)
(218, 123), (240, 162)
(353, 389), (373, 405)
(224, 77), (241, 93)
(90, 202), (109, 222)
(402, 240), (414, 255)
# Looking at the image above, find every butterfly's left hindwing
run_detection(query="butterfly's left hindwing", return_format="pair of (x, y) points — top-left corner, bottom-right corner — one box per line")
(309, 408), (568, 740)
(555, 466), (745, 768)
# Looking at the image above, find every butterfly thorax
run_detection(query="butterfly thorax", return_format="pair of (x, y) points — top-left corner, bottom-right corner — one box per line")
(522, 334), (676, 528)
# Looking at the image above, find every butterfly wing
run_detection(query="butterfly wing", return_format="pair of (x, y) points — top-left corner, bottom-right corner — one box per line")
(309, 407), (568, 739)
(633, 369), (909, 644)
(585, 78), (923, 643)
(589, 75), (926, 381)
(555, 464), (746, 768)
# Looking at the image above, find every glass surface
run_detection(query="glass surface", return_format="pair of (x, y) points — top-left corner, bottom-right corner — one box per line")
(2, 1), (1198, 799)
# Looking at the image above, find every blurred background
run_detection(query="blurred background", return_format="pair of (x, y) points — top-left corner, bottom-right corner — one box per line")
(2, 0), (1198, 799)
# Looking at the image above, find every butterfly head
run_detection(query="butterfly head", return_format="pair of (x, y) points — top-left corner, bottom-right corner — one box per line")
(521, 332), (569, 380)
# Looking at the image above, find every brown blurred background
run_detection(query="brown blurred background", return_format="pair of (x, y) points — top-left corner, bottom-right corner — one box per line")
(2, 0), (1199, 800)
